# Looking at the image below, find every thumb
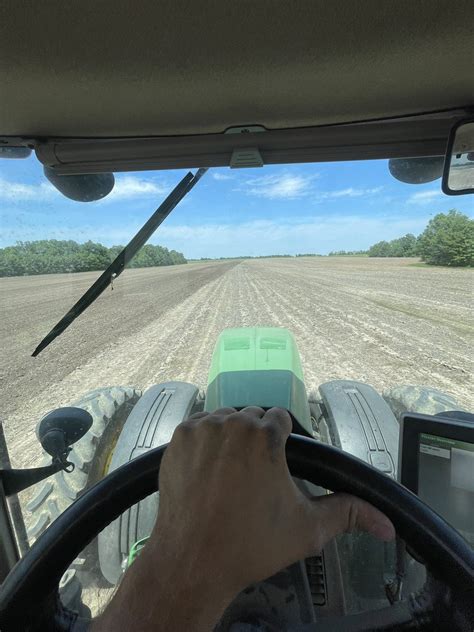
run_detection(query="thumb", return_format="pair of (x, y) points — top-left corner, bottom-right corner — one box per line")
(303, 492), (396, 554)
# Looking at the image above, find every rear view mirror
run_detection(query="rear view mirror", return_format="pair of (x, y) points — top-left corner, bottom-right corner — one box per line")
(442, 119), (474, 195)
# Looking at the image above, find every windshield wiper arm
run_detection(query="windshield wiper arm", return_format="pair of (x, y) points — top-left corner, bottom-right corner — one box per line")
(32, 168), (208, 357)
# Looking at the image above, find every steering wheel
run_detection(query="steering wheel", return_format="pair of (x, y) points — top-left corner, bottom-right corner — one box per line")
(0, 435), (473, 631)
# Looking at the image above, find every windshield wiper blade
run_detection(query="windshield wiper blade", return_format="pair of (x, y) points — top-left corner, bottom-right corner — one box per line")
(32, 168), (207, 357)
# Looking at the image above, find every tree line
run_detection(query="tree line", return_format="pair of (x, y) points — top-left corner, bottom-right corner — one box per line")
(331, 210), (473, 267)
(328, 250), (367, 257)
(0, 210), (471, 277)
(367, 233), (418, 258)
(0, 240), (187, 277)
(190, 254), (301, 261)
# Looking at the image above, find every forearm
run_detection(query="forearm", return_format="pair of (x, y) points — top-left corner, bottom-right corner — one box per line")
(91, 538), (235, 632)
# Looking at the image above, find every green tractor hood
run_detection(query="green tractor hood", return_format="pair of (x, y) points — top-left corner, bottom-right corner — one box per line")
(205, 327), (312, 435)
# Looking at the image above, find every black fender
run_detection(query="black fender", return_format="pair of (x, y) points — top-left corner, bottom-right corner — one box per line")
(318, 380), (400, 610)
(97, 381), (199, 584)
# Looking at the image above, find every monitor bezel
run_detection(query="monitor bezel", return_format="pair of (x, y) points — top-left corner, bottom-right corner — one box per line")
(399, 412), (474, 494)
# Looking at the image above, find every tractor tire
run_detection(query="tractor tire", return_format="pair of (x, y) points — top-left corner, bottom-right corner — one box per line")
(382, 385), (466, 423)
(26, 386), (141, 596)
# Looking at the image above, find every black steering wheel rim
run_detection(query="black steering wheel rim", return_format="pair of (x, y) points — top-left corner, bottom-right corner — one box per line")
(1, 434), (473, 630)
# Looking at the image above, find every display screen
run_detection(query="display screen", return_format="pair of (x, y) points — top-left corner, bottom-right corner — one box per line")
(418, 433), (474, 546)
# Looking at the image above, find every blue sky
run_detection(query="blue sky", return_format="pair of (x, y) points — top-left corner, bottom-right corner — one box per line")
(1, 155), (472, 258)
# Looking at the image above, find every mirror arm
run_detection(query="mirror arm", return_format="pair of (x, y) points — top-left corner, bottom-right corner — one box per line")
(0, 457), (73, 497)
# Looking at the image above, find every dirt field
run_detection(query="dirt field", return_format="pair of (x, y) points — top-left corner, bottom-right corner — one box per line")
(1, 257), (473, 469)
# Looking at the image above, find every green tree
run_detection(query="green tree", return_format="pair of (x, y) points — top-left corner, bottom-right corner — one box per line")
(169, 249), (187, 264)
(81, 241), (110, 271)
(368, 240), (393, 257)
(417, 210), (473, 266)
(0, 240), (187, 277)
(108, 245), (124, 261)
(389, 233), (418, 257)
(368, 234), (419, 258)
(328, 250), (367, 256)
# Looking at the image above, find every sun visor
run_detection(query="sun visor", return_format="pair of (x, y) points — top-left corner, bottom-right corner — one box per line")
(5, 109), (470, 175)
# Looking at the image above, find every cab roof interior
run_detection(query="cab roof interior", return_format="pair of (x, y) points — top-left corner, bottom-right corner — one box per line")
(1, 0), (473, 171)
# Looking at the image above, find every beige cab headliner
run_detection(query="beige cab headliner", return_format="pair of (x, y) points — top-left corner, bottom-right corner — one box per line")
(1, 0), (473, 139)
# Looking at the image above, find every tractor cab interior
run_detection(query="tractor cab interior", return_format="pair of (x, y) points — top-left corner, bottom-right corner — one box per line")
(0, 1), (473, 631)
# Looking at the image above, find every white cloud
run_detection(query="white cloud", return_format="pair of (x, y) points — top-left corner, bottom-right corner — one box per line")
(317, 186), (384, 199)
(236, 173), (383, 201)
(242, 173), (317, 199)
(0, 176), (56, 201)
(106, 176), (169, 201)
(407, 189), (444, 204)
(0, 174), (169, 204)
(212, 172), (234, 181)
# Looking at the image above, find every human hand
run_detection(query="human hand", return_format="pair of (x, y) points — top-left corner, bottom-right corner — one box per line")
(153, 406), (395, 596)
(93, 406), (395, 632)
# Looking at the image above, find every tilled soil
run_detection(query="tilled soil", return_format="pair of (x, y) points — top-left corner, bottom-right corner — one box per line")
(1, 257), (473, 469)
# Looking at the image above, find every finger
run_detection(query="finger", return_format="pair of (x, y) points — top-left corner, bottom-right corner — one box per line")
(176, 410), (224, 436)
(305, 492), (395, 552)
(238, 406), (266, 419)
(250, 408), (291, 463)
(262, 407), (292, 438)
(187, 412), (208, 420)
(187, 408), (237, 423)
(210, 407), (238, 417)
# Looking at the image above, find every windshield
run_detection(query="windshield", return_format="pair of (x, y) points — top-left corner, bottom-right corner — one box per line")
(1, 154), (473, 613)
(2, 155), (473, 458)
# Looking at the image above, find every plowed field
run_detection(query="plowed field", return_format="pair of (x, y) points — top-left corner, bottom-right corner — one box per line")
(1, 257), (472, 468)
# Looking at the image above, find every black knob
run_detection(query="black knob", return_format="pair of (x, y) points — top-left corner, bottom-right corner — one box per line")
(37, 407), (93, 460)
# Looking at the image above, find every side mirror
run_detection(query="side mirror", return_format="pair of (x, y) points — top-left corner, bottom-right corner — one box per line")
(0, 146), (32, 159)
(442, 119), (474, 195)
(388, 156), (444, 184)
(37, 407), (93, 462)
(1, 408), (93, 497)
(43, 167), (115, 202)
